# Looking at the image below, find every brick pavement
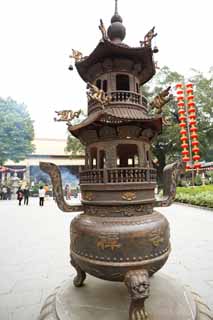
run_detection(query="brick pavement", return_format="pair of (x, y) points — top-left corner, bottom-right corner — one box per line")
(0, 199), (212, 320)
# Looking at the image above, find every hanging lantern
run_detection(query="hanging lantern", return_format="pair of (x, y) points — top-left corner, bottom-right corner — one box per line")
(176, 83), (189, 164)
(186, 83), (201, 170)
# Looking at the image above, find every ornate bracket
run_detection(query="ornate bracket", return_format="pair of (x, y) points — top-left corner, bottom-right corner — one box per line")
(150, 86), (173, 114)
(86, 82), (111, 107)
(69, 49), (84, 63)
(99, 19), (108, 41)
(155, 160), (183, 207)
(40, 162), (83, 213)
(54, 110), (81, 125)
(140, 26), (157, 48)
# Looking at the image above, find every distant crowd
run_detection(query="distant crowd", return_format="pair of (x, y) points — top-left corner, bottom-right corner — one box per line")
(16, 185), (47, 206)
(0, 183), (80, 206)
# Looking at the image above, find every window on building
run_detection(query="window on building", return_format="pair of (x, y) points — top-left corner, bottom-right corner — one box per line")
(116, 74), (130, 91)
(99, 150), (106, 169)
(103, 80), (108, 93)
(146, 150), (150, 165)
(96, 79), (101, 89)
(90, 147), (97, 169)
(117, 144), (138, 167)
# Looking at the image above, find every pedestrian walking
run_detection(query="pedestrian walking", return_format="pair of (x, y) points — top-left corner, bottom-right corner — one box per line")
(44, 184), (49, 200)
(39, 186), (46, 207)
(16, 187), (24, 206)
(23, 188), (30, 205)
(2, 186), (7, 200)
(7, 186), (11, 200)
(0, 185), (3, 200)
(65, 184), (71, 200)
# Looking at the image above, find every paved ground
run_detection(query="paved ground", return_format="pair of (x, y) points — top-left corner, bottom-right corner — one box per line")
(0, 199), (212, 320)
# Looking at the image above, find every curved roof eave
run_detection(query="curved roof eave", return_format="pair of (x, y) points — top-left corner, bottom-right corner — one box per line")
(75, 39), (155, 85)
(68, 108), (162, 138)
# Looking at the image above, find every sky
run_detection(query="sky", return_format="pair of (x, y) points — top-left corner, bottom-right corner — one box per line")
(0, 0), (213, 139)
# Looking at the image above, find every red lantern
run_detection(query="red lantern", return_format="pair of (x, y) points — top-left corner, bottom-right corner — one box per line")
(189, 120), (196, 125)
(188, 107), (196, 113)
(177, 90), (184, 95)
(194, 163), (201, 169)
(177, 96), (184, 101)
(193, 155), (200, 161)
(186, 83), (193, 88)
(181, 143), (188, 148)
(187, 95), (194, 100)
(179, 115), (186, 121)
(186, 89), (193, 94)
(192, 140), (199, 146)
(191, 133), (198, 139)
(192, 147), (200, 153)
(188, 101), (195, 107)
(178, 102), (185, 107)
(190, 127), (198, 132)
(182, 150), (189, 155)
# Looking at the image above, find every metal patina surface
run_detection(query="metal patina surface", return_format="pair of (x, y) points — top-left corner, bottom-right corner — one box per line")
(39, 1), (212, 320)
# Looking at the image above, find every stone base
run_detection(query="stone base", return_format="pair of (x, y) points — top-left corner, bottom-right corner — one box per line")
(38, 273), (213, 320)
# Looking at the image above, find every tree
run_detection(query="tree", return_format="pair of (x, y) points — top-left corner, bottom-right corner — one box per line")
(65, 109), (86, 156)
(143, 66), (213, 182)
(65, 136), (85, 156)
(188, 69), (213, 161)
(0, 97), (34, 165)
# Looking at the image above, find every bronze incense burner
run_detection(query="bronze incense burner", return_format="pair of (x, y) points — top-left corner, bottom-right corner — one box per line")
(40, 3), (182, 319)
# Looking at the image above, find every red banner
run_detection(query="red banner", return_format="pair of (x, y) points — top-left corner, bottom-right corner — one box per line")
(0, 166), (26, 173)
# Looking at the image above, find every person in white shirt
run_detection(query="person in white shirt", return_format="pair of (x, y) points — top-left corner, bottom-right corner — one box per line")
(39, 186), (46, 206)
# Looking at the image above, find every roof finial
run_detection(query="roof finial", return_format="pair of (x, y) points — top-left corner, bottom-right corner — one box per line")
(115, 0), (118, 14)
(108, 0), (126, 43)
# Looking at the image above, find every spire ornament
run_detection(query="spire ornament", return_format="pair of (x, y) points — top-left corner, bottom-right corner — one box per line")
(115, 0), (118, 15)
(107, 0), (126, 43)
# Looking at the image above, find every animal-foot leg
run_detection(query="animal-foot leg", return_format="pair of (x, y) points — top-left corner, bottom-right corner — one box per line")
(124, 269), (150, 320)
(70, 256), (86, 287)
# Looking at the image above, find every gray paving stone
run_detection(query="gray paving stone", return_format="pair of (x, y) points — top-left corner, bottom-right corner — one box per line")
(0, 308), (10, 320)
(0, 289), (43, 310)
(10, 304), (41, 320)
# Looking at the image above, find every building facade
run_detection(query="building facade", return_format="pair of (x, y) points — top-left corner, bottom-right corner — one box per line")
(1, 138), (85, 187)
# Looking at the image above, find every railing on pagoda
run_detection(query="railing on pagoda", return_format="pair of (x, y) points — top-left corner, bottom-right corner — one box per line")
(80, 167), (156, 184)
(88, 90), (148, 113)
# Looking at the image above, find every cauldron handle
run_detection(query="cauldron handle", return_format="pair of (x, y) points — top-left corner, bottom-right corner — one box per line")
(154, 160), (183, 207)
(40, 162), (83, 213)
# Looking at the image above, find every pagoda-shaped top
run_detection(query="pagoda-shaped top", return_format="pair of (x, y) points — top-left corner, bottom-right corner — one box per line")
(69, 1), (161, 145)
(74, 1), (156, 87)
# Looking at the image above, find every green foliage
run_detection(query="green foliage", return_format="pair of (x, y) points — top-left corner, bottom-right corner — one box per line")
(30, 182), (45, 195)
(65, 136), (85, 156)
(65, 109), (86, 156)
(0, 97), (34, 165)
(194, 174), (202, 186)
(175, 185), (213, 208)
(206, 171), (213, 183)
